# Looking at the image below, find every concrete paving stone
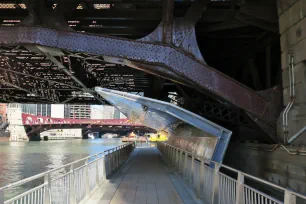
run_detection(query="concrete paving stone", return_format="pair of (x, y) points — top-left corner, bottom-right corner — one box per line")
(85, 147), (198, 204)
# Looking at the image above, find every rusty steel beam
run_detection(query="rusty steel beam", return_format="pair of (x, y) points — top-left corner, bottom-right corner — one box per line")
(0, 26), (276, 123)
(0, 27), (276, 122)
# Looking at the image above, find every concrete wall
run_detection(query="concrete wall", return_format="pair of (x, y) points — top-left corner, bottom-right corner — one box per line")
(224, 142), (306, 194)
(0, 103), (7, 122)
(277, 0), (306, 144)
(7, 104), (28, 141)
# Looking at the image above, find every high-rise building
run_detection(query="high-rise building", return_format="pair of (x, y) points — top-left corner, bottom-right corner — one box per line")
(21, 104), (52, 117)
(68, 105), (91, 119)
(64, 104), (70, 118)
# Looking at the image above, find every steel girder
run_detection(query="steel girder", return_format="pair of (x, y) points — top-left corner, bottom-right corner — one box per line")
(0, 0), (281, 141)
(0, 45), (151, 103)
(0, 27), (279, 119)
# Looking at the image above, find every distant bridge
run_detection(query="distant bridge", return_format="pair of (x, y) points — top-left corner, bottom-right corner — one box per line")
(19, 113), (151, 140)
(21, 113), (142, 126)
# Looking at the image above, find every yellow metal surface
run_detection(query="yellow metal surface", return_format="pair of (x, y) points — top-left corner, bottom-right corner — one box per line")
(149, 133), (168, 142)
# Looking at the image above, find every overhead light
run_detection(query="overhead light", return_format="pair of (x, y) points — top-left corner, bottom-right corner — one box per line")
(77, 4), (83, 9)
(0, 4), (26, 9)
(3, 20), (20, 23)
(94, 4), (111, 9)
(0, 4), (16, 9)
(18, 4), (26, 9)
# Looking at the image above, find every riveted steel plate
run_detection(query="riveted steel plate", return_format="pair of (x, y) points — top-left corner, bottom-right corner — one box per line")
(0, 26), (274, 122)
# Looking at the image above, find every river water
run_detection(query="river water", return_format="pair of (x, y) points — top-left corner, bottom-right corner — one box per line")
(0, 139), (122, 199)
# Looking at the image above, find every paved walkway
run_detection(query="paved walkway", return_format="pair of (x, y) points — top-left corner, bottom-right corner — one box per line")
(86, 147), (198, 204)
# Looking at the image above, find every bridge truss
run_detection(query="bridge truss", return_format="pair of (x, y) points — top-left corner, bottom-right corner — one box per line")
(0, 0), (281, 141)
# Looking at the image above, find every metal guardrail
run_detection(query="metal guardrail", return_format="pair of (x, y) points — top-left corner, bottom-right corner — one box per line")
(0, 143), (135, 204)
(157, 142), (306, 204)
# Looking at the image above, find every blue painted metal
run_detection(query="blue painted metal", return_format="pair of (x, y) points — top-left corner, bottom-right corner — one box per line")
(95, 87), (232, 163)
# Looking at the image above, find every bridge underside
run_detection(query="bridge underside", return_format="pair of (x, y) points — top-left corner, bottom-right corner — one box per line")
(24, 124), (154, 139)
(0, 0), (281, 142)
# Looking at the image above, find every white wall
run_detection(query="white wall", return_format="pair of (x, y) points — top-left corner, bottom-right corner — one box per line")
(51, 104), (65, 118)
(7, 104), (28, 141)
(102, 105), (114, 119)
(91, 105), (102, 119)
(120, 112), (127, 119)
(91, 105), (127, 119)
(91, 105), (113, 119)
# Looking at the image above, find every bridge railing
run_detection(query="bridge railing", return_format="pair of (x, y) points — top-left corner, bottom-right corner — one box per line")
(157, 142), (306, 204)
(0, 143), (134, 204)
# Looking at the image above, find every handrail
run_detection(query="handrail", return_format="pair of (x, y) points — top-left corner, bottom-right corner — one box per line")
(0, 143), (129, 191)
(158, 142), (306, 203)
(0, 142), (135, 204)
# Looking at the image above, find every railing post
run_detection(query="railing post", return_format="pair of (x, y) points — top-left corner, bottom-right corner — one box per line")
(184, 151), (188, 180)
(284, 189), (296, 204)
(95, 156), (100, 187)
(108, 150), (111, 174)
(197, 157), (204, 198)
(172, 147), (175, 166)
(112, 149), (115, 170)
(118, 147), (120, 166)
(85, 158), (90, 197)
(170, 147), (174, 165)
(102, 155), (107, 180)
(179, 150), (183, 174)
(122, 145), (125, 163)
(69, 164), (76, 204)
(44, 173), (51, 204)
(117, 147), (119, 168)
(113, 148), (115, 169)
(110, 150), (114, 171)
(175, 148), (180, 173)
(212, 164), (220, 204)
(167, 145), (170, 161)
(122, 145), (124, 161)
(119, 146), (122, 166)
(236, 172), (244, 204)
(125, 145), (128, 160)
(114, 148), (118, 169)
(190, 155), (195, 184)
(0, 189), (4, 204)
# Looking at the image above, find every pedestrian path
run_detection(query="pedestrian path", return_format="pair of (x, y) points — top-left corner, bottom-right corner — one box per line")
(85, 147), (198, 204)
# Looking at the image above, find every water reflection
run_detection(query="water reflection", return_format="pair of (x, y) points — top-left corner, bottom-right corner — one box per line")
(0, 138), (122, 197)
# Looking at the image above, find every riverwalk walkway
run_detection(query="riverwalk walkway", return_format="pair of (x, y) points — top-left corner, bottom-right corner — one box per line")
(85, 147), (198, 204)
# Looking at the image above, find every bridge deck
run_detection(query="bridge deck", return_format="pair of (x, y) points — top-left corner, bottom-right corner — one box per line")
(86, 147), (198, 204)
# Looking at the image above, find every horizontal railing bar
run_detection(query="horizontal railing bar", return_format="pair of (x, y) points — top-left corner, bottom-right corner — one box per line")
(88, 158), (100, 165)
(75, 164), (86, 171)
(51, 171), (72, 182)
(219, 172), (237, 183)
(241, 172), (284, 191)
(0, 143), (131, 191)
(163, 142), (286, 191)
(4, 184), (46, 203)
(244, 184), (283, 203)
(160, 142), (306, 204)
(289, 189), (306, 200)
